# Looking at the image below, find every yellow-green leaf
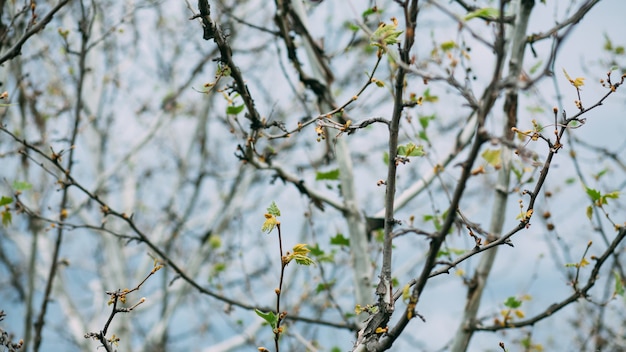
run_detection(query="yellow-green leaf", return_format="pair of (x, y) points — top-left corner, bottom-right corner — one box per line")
(262, 214), (278, 234)
(464, 7), (499, 21)
(481, 148), (501, 167)
(402, 284), (411, 302)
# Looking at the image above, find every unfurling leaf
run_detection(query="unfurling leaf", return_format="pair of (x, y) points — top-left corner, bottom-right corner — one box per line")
(266, 201), (281, 217)
(288, 244), (315, 266)
(562, 68), (585, 88)
(579, 257), (590, 268)
(262, 214), (278, 234)
(370, 19), (403, 49)
(464, 7), (499, 21)
(255, 309), (278, 329)
(397, 143), (425, 157)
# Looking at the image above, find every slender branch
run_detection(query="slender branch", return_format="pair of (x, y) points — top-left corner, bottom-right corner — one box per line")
(0, 0), (72, 65)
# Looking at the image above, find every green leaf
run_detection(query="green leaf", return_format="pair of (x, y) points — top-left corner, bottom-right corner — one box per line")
(345, 22), (360, 32)
(370, 21), (403, 48)
(255, 309), (278, 329)
(418, 114), (435, 129)
(383, 151), (389, 165)
(604, 191), (620, 199)
(440, 40), (457, 52)
(481, 148), (501, 167)
(315, 169), (340, 181)
(1, 211), (11, 227)
(586, 205), (593, 220)
(0, 196), (13, 206)
(422, 88), (439, 103)
(330, 233), (350, 247)
(309, 243), (325, 257)
(397, 143), (425, 157)
(226, 104), (244, 115)
(504, 296), (522, 309)
(361, 7), (380, 18)
(464, 7), (499, 21)
(267, 202), (281, 217)
(316, 279), (336, 293)
(614, 271), (625, 297)
(586, 187), (601, 202)
(529, 60), (543, 75)
(12, 181), (32, 191)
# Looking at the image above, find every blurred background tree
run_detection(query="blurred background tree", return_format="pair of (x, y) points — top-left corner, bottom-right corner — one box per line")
(0, 0), (625, 351)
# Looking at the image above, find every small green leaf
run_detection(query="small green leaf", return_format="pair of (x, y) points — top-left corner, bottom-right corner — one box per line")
(440, 40), (457, 52)
(418, 114), (435, 129)
(1, 211), (11, 227)
(586, 187), (601, 202)
(315, 169), (340, 181)
(226, 104), (245, 115)
(604, 191), (620, 200)
(504, 296), (522, 309)
(12, 181), (32, 191)
(383, 151), (389, 165)
(422, 88), (439, 103)
(345, 22), (360, 32)
(267, 202), (281, 217)
(255, 309), (278, 329)
(330, 233), (350, 247)
(397, 143), (425, 157)
(464, 7), (499, 21)
(614, 271), (625, 297)
(309, 244), (325, 257)
(529, 60), (543, 75)
(0, 196), (13, 206)
(316, 280), (336, 293)
(586, 205), (593, 220)
(361, 7), (380, 18)
(481, 148), (501, 167)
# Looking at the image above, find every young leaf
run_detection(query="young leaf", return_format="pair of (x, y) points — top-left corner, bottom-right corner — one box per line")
(1, 211), (11, 226)
(397, 143), (425, 157)
(267, 202), (281, 217)
(402, 284), (411, 302)
(481, 148), (501, 167)
(586, 187), (601, 202)
(440, 40), (457, 52)
(315, 169), (340, 181)
(504, 296), (522, 309)
(289, 244), (316, 266)
(261, 214), (279, 234)
(614, 271), (625, 297)
(370, 20), (403, 49)
(226, 104), (245, 115)
(255, 309), (278, 329)
(0, 196), (13, 206)
(330, 233), (350, 247)
(12, 181), (32, 191)
(464, 7), (499, 21)
(562, 68), (585, 88)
